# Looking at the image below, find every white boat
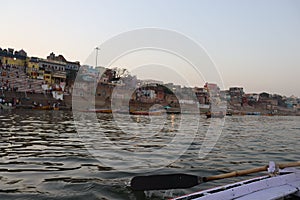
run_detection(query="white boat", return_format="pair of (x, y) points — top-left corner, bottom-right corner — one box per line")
(131, 161), (300, 199)
(172, 166), (300, 200)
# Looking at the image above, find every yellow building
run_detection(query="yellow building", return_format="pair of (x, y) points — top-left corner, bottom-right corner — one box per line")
(44, 72), (52, 83)
(2, 57), (26, 66)
(0, 48), (27, 66)
(26, 57), (63, 84)
(27, 57), (40, 79)
(1, 49), (72, 86)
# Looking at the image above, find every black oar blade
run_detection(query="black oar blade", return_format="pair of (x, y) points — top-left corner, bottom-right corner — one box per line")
(130, 173), (199, 191)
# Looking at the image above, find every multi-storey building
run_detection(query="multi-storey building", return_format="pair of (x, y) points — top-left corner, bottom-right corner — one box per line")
(27, 57), (40, 79)
(229, 87), (244, 106)
(0, 47), (27, 66)
(38, 59), (66, 84)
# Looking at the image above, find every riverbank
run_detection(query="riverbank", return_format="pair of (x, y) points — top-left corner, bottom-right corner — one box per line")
(1, 90), (300, 116)
(228, 104), (300, 116)
(1, 90), (70, 110)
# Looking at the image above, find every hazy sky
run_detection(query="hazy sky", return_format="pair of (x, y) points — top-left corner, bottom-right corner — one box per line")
(1, 0), (300, 96)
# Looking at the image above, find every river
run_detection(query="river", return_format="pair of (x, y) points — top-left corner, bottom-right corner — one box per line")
(0, 109), (299, 199)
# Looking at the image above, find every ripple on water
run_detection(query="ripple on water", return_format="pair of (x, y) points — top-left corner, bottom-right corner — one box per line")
(0, 111), (299, 199)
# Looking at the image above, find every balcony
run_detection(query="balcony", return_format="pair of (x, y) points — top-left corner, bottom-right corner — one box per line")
(52, 71), (66, 79)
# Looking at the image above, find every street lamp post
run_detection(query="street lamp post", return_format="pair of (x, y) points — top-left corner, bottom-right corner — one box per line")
(95, 47), (100, 68)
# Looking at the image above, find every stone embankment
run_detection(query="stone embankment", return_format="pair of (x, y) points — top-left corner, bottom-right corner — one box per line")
(1, 90), (299, 116)
(1, 91), (70, 109)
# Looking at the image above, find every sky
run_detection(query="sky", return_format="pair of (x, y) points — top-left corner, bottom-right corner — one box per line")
(1, 0), (300, 96)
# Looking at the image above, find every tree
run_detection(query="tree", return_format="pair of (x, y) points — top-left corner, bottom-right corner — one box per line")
(259, 92), (270, 99)
(112, 67), (130, 80)
(111, 67), (130, 81)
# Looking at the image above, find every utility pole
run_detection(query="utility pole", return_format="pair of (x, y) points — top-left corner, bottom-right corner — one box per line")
(95, 47), (100, 68)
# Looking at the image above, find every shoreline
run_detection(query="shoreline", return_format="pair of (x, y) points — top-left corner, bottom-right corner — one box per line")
(1, 90), (300, 116)
(3, 105), (300, 117)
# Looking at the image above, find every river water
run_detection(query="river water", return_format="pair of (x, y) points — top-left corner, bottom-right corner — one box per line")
(0, 109), (299, 199)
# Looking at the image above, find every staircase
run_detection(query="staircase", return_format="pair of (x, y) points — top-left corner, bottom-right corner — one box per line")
(0, 65), (44, 93)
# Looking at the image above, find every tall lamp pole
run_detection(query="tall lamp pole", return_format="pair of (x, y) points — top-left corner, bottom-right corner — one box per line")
(95, 47), (100, 68)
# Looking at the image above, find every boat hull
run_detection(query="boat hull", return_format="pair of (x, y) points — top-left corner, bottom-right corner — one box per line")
(32, 105), (51, 110)
(206, 112), (225, 118)
(130, 110), (163, 116)
(79, 109), (112, 113)
(172, 168), (300, 200)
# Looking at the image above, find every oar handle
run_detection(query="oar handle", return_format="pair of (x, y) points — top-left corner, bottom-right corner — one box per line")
(204, 166), (268, 182)
(278, 161), (300, 169)
(204, 161), (300, 182)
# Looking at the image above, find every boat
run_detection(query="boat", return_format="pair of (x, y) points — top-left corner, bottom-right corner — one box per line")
(32, 105), (51, 110)
(246, 111), (261, 115)
(172, 166), (300, 200)
(205, 103), (227, 118)
(166, 109), (181, 114)
(0, 103), (15, 110)
(96, 109), (112, 113)
(264, 113), (274, 116)
(131, 161), (300, 200)
(226, 110), (233, 116)
(79, 108), (113, 113)
(164, 106), (180, 114)
(130, 110), (163, 116)
(51, 103), (60, 111)
(53, 107), (59, 111)
(206, 111), (225, 118)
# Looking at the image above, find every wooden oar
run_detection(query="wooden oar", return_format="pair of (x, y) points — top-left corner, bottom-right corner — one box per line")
(130, 161), (300, 191)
